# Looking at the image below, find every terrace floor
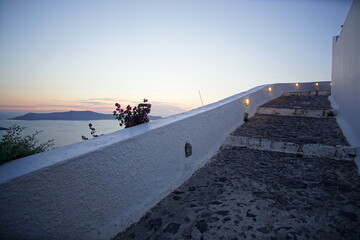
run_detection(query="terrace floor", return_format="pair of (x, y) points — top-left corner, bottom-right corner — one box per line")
(114, 91), (360, 240)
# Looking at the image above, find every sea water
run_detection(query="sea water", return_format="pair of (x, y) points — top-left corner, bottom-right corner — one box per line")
(0, 115), (124, 149)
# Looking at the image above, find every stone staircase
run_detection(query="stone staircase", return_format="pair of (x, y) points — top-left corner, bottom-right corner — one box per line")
(114, 91), (360, 240)
(256, 91), (335, 118)
(225, 91), (357, 161)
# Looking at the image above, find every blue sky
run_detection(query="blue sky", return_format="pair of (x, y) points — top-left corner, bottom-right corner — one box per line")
(0, 0), (352, 116)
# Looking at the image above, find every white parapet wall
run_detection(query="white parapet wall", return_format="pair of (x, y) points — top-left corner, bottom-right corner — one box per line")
(330, 0), (360, 170)
(331, 0), (360, 147)
(0, 82), (329, 240)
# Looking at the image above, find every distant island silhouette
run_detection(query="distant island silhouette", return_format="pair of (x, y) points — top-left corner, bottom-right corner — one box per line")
(11, 111), (162, 121)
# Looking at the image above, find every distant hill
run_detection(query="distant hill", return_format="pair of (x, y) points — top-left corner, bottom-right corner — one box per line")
(11, 111), (162, 121)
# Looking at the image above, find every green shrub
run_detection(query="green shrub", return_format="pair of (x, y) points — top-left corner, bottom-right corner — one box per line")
(0, 124), (54, 164)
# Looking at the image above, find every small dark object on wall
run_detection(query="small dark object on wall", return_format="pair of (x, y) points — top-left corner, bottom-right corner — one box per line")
(243, 112), (249, 123)
(185, 142), (192, 157)
(326, 111), (335, 117)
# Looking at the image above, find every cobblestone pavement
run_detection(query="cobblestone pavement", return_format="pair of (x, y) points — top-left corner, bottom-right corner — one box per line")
(113, 94), (359, 240)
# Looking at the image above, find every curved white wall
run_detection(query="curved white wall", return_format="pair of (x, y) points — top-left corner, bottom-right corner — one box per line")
(331, 0), (360, 147)
(0, 82), (329, 240)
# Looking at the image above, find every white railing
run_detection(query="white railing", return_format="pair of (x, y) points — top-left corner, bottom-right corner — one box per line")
(0, 82), (330, 240)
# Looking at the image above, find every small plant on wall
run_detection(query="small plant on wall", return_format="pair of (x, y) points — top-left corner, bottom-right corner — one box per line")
(81, 123), (103, 140)
(82, 99), (152, 140)
(113, 99), (152, 128)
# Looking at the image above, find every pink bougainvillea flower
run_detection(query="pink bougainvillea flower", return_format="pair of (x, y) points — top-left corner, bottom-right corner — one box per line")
(113, 99), (151, 129)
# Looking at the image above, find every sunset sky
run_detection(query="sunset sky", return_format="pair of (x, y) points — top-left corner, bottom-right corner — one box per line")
(0, 0), (352, 116)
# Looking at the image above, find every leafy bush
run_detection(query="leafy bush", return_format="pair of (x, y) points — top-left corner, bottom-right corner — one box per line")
(0, 124), (54, 164)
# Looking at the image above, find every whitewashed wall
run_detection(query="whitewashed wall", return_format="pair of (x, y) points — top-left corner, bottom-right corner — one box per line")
(331, 0), (360, 147)
(0, 82), (329, 240)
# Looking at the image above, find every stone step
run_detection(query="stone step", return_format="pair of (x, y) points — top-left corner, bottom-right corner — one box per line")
(233, 114), (348, 147)
(260, 94), (332, 111)
(256, 107), (336, 118)
(283, 90), (331, 96)
(224, 135), (357, 161)
(233, 91), (351, 158)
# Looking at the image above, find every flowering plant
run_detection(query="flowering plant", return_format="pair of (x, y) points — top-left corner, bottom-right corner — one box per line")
(82, 99), (151, 140)
(113, 99), (151, 128)
(82, 123), (102, 140)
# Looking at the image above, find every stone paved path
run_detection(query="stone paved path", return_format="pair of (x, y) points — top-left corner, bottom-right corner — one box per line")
(114, 92), (360, 240)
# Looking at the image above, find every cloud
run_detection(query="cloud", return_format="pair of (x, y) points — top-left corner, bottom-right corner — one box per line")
(87, 98), (118, 101)
(79, 101), (108, 106)
(0, 98), (195, 117)
(150, 101), (194, 116)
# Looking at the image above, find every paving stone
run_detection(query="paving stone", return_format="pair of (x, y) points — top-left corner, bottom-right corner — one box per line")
(256, 226), (270, 234)
(339, 211), (357, 222)
(145, 218), (162, 231)
(278, 178), (308, 189)
(195, 219), (208, 233)
(163, 223), (180, 234)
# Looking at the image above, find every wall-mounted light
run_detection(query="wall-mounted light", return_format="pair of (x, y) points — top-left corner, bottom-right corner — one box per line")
(295, 83), (299, 88)
(315, 82), (319, 87)
(245, 97), (250, 106)
(330, 82), (333, 86)
(268, 86), (272, 92)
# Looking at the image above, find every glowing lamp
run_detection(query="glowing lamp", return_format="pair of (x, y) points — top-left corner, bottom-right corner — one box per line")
(268, 87), (272, 92)
(330, 82), (332, 86)
(245, 97), (250, 106)
(295, 83), (299, 88)
(315, 82), (319, 87)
